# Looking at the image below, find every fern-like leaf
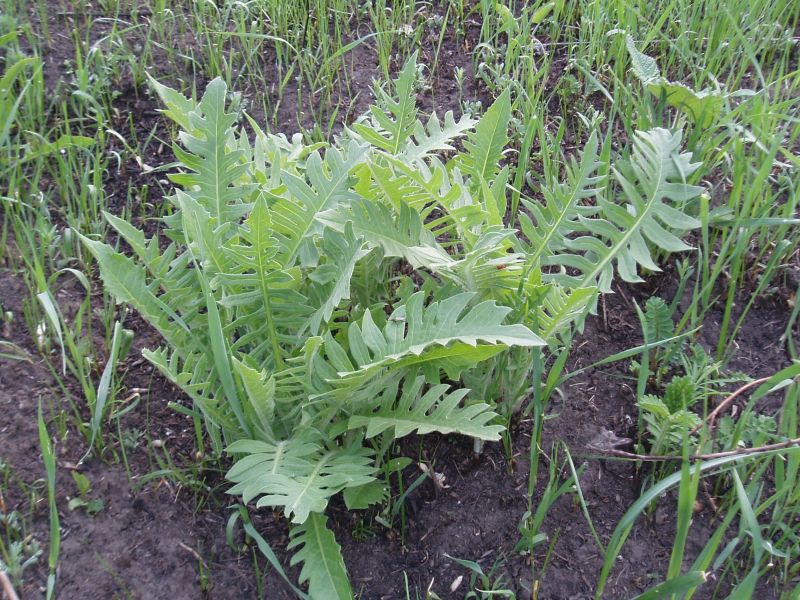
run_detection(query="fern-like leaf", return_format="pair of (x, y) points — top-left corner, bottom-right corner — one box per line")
(663, 376), (697, 412)
(230, 196), (295, 364)
(217, 196), (312, 366)
(289, 512), (353, 600)
(273, 143), (367, 267)
(232, 357), (276, 441)
(325, 291), (543, 383)
(316, 198), (451, 268)
(306, 222), (369, 334)
(639, 395), (701, 449)
(348, 375), (503, 441)
(536, 284), (596, 344)
(78, 236), (188, 348)
(226, 439), (375, 524)
(168, 78), (253, 225)
(366, 156), (486, 241)
(457, 89), (511, 186)
(518, 131), (605, 265)
(642, 296), (674, 342)
(431, 227), (526, 296)
(545, 128), (703, 292)
(401, 110), (476, 163)
(147, 74), (196, 133)
(351, 52), (419, 154)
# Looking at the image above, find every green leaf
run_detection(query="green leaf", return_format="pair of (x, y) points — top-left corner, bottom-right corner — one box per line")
(147, 74), (196, 132)
(169, 77), (252, 225)
(256, 451), (375, 523)
(146, 347), (239, 445)
(102, 211), (146, 258)
(221, 231), (311, 370)
(21, 134), (94, 163)
(629, 571), (707, 600)
(348, 375), (504, 441)
(351, 51), (419, 155)
(626, 35), (660, 82)
(0, 57), (41, 148)
(315, 198), (451, 269)
(71, 471), (91, 496)
(78, 235), (187, 346)
(458, 88), (511, 186)
(232, 357), (276, 440)
(530, 1), (555, 23)
(236, 506), (309, 598)
(342, 481), (388, 510)
(176, 190), (229, 275)
(365, 156), (486, 242)
(274, 143), (367, 267)
(37, 403), (59, 600)
(638, 395), (701, 448)
(518, 130), (604, 266)
(545, 128), (703, 292)
(626, 36), (723, 128)
(288, 512), (353, 600)
(229, 195), (295, 367)
(86, 321), (129, 458)
(431, 227), (525, 295)
(537, 284), (596, 344)
(332, 291), (544, 382)
(646, 81), (724, 129)
(36, 289), (66, 373)
(226, 439), (375, 523)
(401, 110), (476, 163)
(306, 222), (369, 334)
(642, 296), (674, 344)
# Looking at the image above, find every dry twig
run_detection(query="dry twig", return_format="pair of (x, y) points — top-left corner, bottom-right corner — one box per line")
(0, 571), (20, 600)
(689, 376), (771, 435)
(587, 436), (800, 462)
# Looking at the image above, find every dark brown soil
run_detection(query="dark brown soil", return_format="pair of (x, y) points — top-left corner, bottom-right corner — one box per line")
(2, 2), (797, 600)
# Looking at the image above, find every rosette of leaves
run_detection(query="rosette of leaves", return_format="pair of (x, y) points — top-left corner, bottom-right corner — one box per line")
(80, 54), (703, 598)
(638, 390), (703, 457)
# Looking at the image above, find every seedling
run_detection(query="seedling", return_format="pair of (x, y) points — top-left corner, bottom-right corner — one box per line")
(67, 472), (104, 517)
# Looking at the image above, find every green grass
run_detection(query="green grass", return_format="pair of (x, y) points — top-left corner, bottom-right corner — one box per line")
(1, 0), (798, 597)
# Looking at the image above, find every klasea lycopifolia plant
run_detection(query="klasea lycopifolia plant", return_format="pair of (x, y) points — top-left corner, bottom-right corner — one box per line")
(80, 54), (703, 597)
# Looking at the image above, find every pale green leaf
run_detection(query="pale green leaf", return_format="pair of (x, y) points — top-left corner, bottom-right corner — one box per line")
(458, 88), (511, 186)
(342, 481), (389, 510)
(288, 513), (353, 600)
(626, 36), (724, 128)
(348, 375), (503, 441)
(332, 291), (544, 382)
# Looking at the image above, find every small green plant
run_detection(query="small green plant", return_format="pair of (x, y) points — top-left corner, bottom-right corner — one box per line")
(637, 394), (702, 456)
(81, 53), (703, 597)
(516, 444), (583, 595)
(632, 295), (752, 459)
(0, 534), (41, 590)
(67, 472), (104, 516)
(0, 471), (42, 590)
(37, 405), (59, 600)
(597, 366), (800, 599)
(446, 553), (516, 599)
(625, 35), (725, 129)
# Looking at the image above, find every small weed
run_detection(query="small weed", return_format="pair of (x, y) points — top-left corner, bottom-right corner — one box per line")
(67, 471), (104, 517)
